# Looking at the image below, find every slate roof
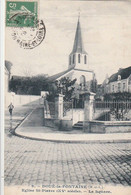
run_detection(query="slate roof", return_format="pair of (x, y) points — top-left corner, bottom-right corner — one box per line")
(48, 68), (94, 82)
(70, 18), (87, 55)
(48, 69), (73, 82)
(109, 66), (131, 83)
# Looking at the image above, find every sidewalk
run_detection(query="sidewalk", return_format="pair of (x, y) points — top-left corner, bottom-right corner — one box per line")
(15, 107), (131, 143)
(5, 99), (42, 135)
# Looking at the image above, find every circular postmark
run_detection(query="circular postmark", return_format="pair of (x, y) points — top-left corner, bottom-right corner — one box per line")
(11, 20), (46, 49)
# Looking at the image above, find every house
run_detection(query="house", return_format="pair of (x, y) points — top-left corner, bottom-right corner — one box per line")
(95, 84), (104, 100)
(103, 66), (131, 94)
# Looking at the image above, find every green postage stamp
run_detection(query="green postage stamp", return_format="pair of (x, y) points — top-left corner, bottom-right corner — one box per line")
(6, 0), (38, 27)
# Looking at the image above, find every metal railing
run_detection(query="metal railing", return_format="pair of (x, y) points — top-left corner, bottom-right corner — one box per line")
(63, 101), (73, 117)
(94, 100), (131, 121)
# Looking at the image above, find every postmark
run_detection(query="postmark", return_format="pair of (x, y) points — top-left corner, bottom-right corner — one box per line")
(11, 19), (46, 49)
(6, 1), (38, 27)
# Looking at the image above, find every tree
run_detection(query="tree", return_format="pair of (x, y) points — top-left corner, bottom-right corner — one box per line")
(103, 92), (131, 121)
(9, 74), (49, 95)
(22, 65), (34, 77)
(46, 77), (77, 102)
(90, 79), (97, 93)
(110, 101), (130, 121)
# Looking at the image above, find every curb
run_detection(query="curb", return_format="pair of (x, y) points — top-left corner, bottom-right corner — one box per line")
(13, 107), (131, 144)
(10, 107), (37, 136)
(14, 131), (131, 144)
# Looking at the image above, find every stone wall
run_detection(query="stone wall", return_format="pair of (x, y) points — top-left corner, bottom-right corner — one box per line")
(86, 121), (131, 134)
(44, 118), (73, 131)
(5, 93), (41, 108)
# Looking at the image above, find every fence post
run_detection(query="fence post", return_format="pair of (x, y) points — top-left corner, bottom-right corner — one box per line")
(55, 94), (64, 119)
(83, 92), (95, 132)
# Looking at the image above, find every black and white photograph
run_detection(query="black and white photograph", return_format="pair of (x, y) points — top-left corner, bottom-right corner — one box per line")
(2, 0), (131, 195)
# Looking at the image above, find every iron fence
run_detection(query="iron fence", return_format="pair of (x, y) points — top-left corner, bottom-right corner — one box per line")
(45, 99), (131, 121)
(63, 101), (73, 117)
(94, 100), (131, 121)
(73, 98), (84, 109)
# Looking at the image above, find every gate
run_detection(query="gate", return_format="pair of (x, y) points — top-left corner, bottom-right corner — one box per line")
(63, 98), (85, 124)
(63, 101), (73, 119)
(73, 97), (84, 109)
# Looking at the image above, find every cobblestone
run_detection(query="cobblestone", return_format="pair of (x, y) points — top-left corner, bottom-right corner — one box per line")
(4, 135), (131, 186)
(4, 103), (131, 186)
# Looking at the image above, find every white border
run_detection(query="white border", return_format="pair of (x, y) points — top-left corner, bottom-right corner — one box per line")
(0, 0), (5, 195)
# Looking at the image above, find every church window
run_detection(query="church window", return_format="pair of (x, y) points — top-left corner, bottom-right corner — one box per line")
(73, 54), (75, 64)
(84, 55), (87, 64)
(78, 54), (80, 63)
(80, 75), (86, 87)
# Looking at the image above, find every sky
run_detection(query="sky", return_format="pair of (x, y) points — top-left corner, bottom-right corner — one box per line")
(5, 0), (131, 84)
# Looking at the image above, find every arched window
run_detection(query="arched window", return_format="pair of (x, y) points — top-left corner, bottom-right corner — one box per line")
(78, 54), (80, 63)
(84, 55), (87, 64)
(69, 56), (71, 65)
(73, 54), (75, 64)
(80, 75), (86, 87)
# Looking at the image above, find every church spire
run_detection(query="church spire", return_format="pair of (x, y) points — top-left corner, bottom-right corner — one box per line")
(68, 16), (88, 70)
(71, 17), (87, 54)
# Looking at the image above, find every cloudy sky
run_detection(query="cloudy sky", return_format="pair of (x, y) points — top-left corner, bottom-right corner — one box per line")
(5, 0), (131, 83)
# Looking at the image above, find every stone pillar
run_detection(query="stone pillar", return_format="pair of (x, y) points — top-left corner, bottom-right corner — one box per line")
(84, 92), (95, 121)
(55, 94), (64, 119)
(83, 92), (95, 132)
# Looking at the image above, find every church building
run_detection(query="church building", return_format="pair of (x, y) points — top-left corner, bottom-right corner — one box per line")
(48, 17), (96, 98)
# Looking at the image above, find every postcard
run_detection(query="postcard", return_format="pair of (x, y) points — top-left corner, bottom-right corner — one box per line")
(3, 0), (131, 195)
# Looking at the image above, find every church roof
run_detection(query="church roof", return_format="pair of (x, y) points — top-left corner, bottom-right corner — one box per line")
(48, 68), (94, 82)
(48, 69), (72, 82)
(108, 66), (131, 83)
(71, 18), (87, 54)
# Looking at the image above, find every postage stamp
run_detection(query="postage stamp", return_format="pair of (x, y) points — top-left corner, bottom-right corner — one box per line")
(6, 0), (38, 27)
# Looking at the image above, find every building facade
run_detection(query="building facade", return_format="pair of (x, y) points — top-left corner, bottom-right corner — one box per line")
(103, 67), (131, 94)
(48, 17), (95, 97)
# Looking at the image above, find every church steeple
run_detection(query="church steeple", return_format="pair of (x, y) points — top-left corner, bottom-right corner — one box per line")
(68, 17), (88, 70)
(72, 17), (87, 54)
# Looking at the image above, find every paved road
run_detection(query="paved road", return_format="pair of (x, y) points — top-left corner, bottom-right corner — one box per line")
(5, 135), (131, 186)
(4, 103), (131, 186)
